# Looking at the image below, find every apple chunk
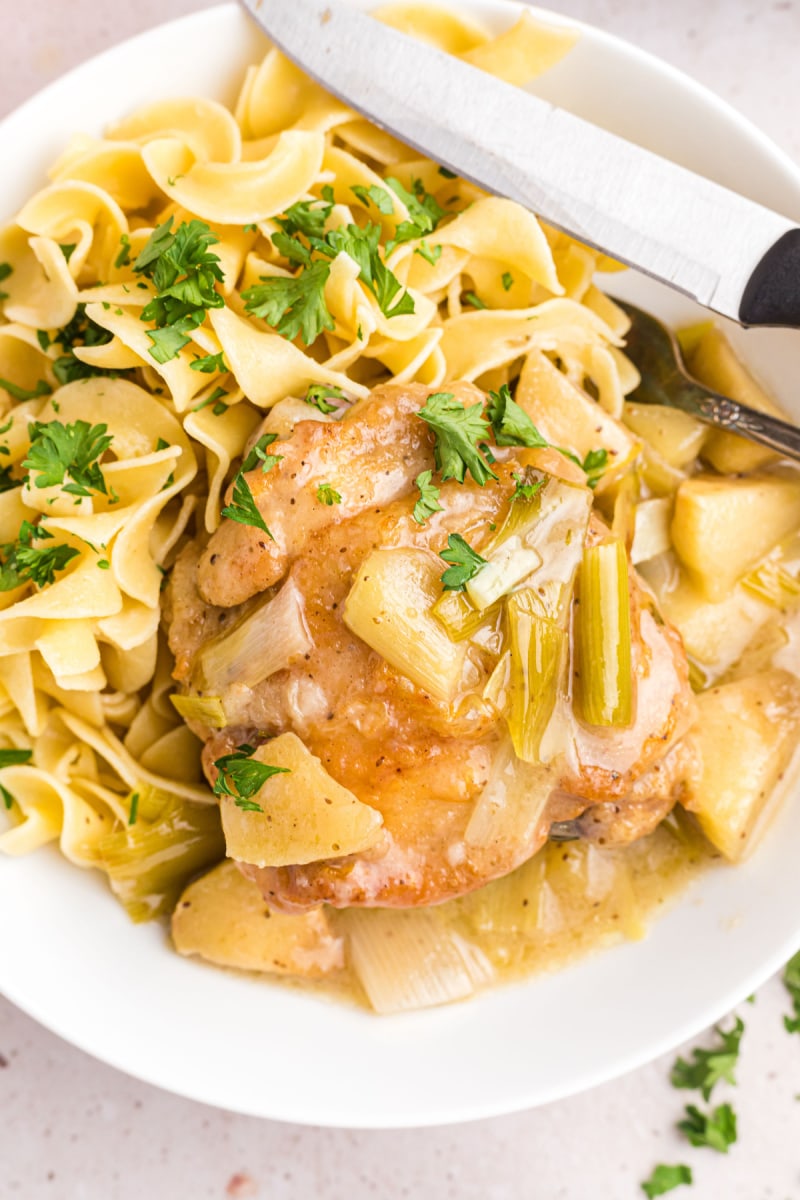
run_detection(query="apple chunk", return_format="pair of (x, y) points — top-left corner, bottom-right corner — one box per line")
(220, 732), (383, 868)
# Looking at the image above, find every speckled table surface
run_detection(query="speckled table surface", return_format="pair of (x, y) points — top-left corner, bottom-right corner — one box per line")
(2, 2), (800, 1197)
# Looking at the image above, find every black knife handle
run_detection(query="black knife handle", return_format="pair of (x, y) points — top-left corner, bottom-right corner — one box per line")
(739, 228), (800, 328)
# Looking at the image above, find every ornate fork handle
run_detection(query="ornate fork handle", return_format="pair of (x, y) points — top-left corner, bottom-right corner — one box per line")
(693, 391), (800, 462)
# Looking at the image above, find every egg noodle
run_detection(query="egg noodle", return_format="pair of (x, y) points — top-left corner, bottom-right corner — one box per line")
(0, 7), (646, 926)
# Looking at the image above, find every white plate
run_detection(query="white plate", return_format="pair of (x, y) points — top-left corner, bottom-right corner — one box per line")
(2, 0), (800, 1129)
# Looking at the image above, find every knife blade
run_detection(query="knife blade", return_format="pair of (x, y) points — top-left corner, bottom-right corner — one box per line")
(240, 0), (800, 329)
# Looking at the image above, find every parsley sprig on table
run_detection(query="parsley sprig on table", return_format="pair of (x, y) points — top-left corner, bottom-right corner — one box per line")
(133, 217), (225, 363)
(24, 419), (112, 498)
(212, 743), (289, 812)
(670, 1017), (744, 1100)
(678, 1103), (737, 1154)
(782, 949), (800, 1033)
(641, 1164), (693, 1198)
(242, 192), (418, 346)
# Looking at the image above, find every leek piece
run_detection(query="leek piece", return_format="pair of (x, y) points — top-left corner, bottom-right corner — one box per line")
(741, 559), (800, 607)
(631, 498), (672, 565)
(431, 590), (500, 643)
(220, 732), (383, 867)
(465, 737), (554, 853)
(343, 548), (467, 703)
(340, 907), (493, 1014)
(172, 860), (344, 977)
(97, 792), (224, 923)
(170, 693), (227, 728)
(198, 577), (313, 691)
(466, 534), (542, 612)
(482, 651), (510, 714)
(511, 475), (592, 622)
(506, 589), (568, 763)
(639, 443), (686, 497)
(575, 539), (634, 727)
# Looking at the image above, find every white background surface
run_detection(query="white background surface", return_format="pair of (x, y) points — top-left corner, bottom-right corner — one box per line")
(1, 0), (800, 1196)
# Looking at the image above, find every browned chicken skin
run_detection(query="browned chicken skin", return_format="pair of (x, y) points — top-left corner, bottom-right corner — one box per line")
(168, 382), (696, 912)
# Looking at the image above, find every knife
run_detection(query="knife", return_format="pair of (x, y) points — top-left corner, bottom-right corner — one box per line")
(239, 0), (800, 330)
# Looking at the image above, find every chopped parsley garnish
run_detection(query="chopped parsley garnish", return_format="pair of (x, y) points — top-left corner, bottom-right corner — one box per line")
(351, 184), (395, 215)
(438, 166), (457, 179)
(316, 483), (342, 506)
(417, 391), (496, 487)
(415, 241), (442, 266)
(304, 384), (345, 415)
(114, 235), (131, 269)
(128, 791), (139, 825)
(0, 748), (33, 767)
(439, 533), (487, 591)
(212, 743), (289, 811)
(0, 521), (79, 591)
(488, 385), (609, 488)
(243, 260), (335, 345)
(463, 291), (486, 310)
(241, 433), (282, 475)
(581, 447), (610, 488)
(670, 1016), (744, 1100)
(0, 785), (14, 810)
(383, 176), (448, 253)
(243, 223), (259, 234)
(193, 386), (229, 413)
(47, 304), (120, 385)
(59, 243), (77, 264)
(782, 950), (800, 1033)
(678, 1102), (737, 1153)
(512, 472), (544, 502)
(501, 272), (514, 291)
(0, 262), (13, 301)
(0, 378), (52, 403)
(133, 217), (225, 363)
(243, 193), (417, 345)
(24, 419), (112, 498)
(412, 470), (443, 525)
(221, 435), (281, 536)
(190, 351), (227, 374)
(641, 1164), (693, 1198)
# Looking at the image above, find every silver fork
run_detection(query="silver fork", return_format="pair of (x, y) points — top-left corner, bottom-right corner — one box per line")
(616, 300), (800, 463)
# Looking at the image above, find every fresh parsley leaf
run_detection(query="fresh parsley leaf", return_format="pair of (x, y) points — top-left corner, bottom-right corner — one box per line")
(512, 472), (544, 502)
(678, 1102), (737, 1153)
(275, 197), (333, 240)
(0, 262), (12, 303)
(212, 401), (228, 417)
(582, 448), (609, 489)
(415, 241), (443, 266)
(243, 223), (259, 234)
(134, 218), (225, 362)
(193, 387), (229, 413)
(128, 791), (139, 825)
(241, 433), (282, 475)
(417, 391), (496, 486)
(24, 419), (112, 497)
(670, 1017), (744, 1100)
(0, 378), (52, 403)
(487, 384), (549, 449)
(641, 1164), (693, 1198)
(463, 291), (486, 310)
(49, 304), (118, 385)
(0, 466), (17, 493)
(412, 470), (443, 525)
(221, 472), (273, 537)
(212, 743), (290, 810)
(59, 243), (77, 264)
(783, 950), (800, 1033)
(304, 384), (345, 414)
(0, 521), (79, 591)
(439, 532), (487, 591)
(190, 351), (227, 374)
(0, 748), (32, 767)
(242, 261), (334, 345)
(316, 482), (342, 506)
(114, 235), (131, 269)
(501, 271), (514, 291)
(384, 176), (447, 251)
(351, 184), (395, 215)
(438, 166), (457, 180)
(0, 784), (14, 809)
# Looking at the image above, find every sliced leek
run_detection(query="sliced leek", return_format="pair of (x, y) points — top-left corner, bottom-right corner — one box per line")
(741, 559), (800, 607)
(512, 475), (592, 622)
(465, 737), (554, 853)
(97, 792), (224, 922)
(506, 589), (568, 763)
(344, 548), (467, 703)
(575, 539), (634, 727)
(432, 590), (501, 643)
(170, 693), (227, 728)
(199, 577), (313, 691)
(340, 907), (493, 1014)
(631, 497), (672, 566)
